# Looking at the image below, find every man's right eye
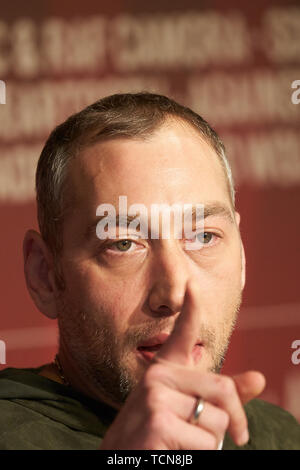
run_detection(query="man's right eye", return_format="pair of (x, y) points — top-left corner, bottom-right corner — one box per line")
(110, 239), (133, 252)
(104, 239), (142, 254)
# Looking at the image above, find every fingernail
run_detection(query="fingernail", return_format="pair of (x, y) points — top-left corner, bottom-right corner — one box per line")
(238, 429), (249, 446)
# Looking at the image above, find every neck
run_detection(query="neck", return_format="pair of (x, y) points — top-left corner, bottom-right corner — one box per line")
(55, 342), (122, 411)
(38, 362), (65, 385)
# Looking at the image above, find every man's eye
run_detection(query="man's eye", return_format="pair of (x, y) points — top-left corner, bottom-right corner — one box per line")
(108, 239), (135, 252)
(196, 232), (214, 244)
(185, 231), (219, 250)
(112, 239), (133, 252)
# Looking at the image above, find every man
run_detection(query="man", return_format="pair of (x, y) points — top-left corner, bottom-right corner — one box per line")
(0, 92), (299, 450)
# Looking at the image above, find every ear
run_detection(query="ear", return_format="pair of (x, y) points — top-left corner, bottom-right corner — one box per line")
(234, 212), (246, 290)
(23, 230), (59, 319)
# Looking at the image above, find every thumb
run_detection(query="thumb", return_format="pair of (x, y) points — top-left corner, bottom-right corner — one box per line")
(233, 370), (266, 405)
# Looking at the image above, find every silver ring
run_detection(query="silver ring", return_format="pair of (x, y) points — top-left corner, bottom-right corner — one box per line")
(190, 397), (205, 425)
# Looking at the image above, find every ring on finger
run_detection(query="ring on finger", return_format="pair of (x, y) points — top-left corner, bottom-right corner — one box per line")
(190, 396), (205, 425)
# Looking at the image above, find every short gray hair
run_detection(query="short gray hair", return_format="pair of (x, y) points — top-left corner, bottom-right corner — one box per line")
(36, 91), (235, 259)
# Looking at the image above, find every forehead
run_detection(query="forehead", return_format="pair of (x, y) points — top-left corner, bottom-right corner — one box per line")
(68, 121), (231, 214)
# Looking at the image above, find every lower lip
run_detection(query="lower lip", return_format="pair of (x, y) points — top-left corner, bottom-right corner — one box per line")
(137, 344), (204, 364)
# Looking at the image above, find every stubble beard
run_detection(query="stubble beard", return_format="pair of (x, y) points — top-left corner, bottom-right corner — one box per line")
(56, 286), (242, 408)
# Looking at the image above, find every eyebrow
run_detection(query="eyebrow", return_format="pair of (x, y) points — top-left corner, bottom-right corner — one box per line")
(84, 201), (235, 242)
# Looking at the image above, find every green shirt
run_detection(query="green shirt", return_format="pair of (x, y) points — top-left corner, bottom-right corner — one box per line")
(0, 366), (299, 450)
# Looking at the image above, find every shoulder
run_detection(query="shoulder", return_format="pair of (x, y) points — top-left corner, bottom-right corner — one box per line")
(245, 397), (298, 422)
(0, 399), (58, 449)
(223, 399), (300, 450)
(0, 367), (102, 449)
(0, 399), (99, 450)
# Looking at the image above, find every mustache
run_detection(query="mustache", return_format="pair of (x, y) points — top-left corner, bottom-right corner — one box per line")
(123, 318), (217, 351)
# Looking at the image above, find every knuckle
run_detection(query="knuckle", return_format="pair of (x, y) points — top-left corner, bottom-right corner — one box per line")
(145, 385), (165, 409)
(238, 414), (248, 431)
(144, 363), (168, 384)
(205, 434), (218, 450)
(148, 411), (161, 432)
(216, 409), (230, 431)
(217, 376), (236, 397)
(148, 409), (169, 433)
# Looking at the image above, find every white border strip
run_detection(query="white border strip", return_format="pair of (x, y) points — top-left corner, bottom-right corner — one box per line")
(0, 303), (299, 351)
(0, 326), (57, 350)
(237, 302), (300, 330)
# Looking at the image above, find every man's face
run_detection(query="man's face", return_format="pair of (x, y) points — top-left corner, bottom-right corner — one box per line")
(55, 120), (244, 407)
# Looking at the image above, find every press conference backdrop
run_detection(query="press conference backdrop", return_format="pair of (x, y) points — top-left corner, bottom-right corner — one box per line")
(0, 0), (299, 421)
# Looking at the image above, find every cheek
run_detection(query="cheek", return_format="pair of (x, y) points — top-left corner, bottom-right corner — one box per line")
(197, 250), (242, 314)
(205, 251), (242, 287)
(61, 259), (143, 328)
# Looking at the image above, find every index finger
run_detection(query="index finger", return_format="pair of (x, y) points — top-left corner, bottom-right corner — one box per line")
(155, 279), (200, 366)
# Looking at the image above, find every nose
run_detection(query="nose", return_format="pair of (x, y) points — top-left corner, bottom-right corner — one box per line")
(147, 242), (193, 318)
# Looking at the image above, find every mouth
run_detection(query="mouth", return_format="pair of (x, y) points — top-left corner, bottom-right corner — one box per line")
(136, 333), (204, 364)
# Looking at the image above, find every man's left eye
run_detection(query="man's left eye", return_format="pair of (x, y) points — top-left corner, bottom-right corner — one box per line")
(196, 232), (214, 244)
(185, 231), (219, 249)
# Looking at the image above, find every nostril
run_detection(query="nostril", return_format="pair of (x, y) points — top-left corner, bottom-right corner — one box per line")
(155, 304), (173, 315)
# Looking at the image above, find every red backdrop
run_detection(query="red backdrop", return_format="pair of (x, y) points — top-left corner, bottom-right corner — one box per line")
(0, 0), (299, 421)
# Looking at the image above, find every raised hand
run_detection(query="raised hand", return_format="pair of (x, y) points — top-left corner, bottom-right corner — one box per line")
(99, 280), (265, 450)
